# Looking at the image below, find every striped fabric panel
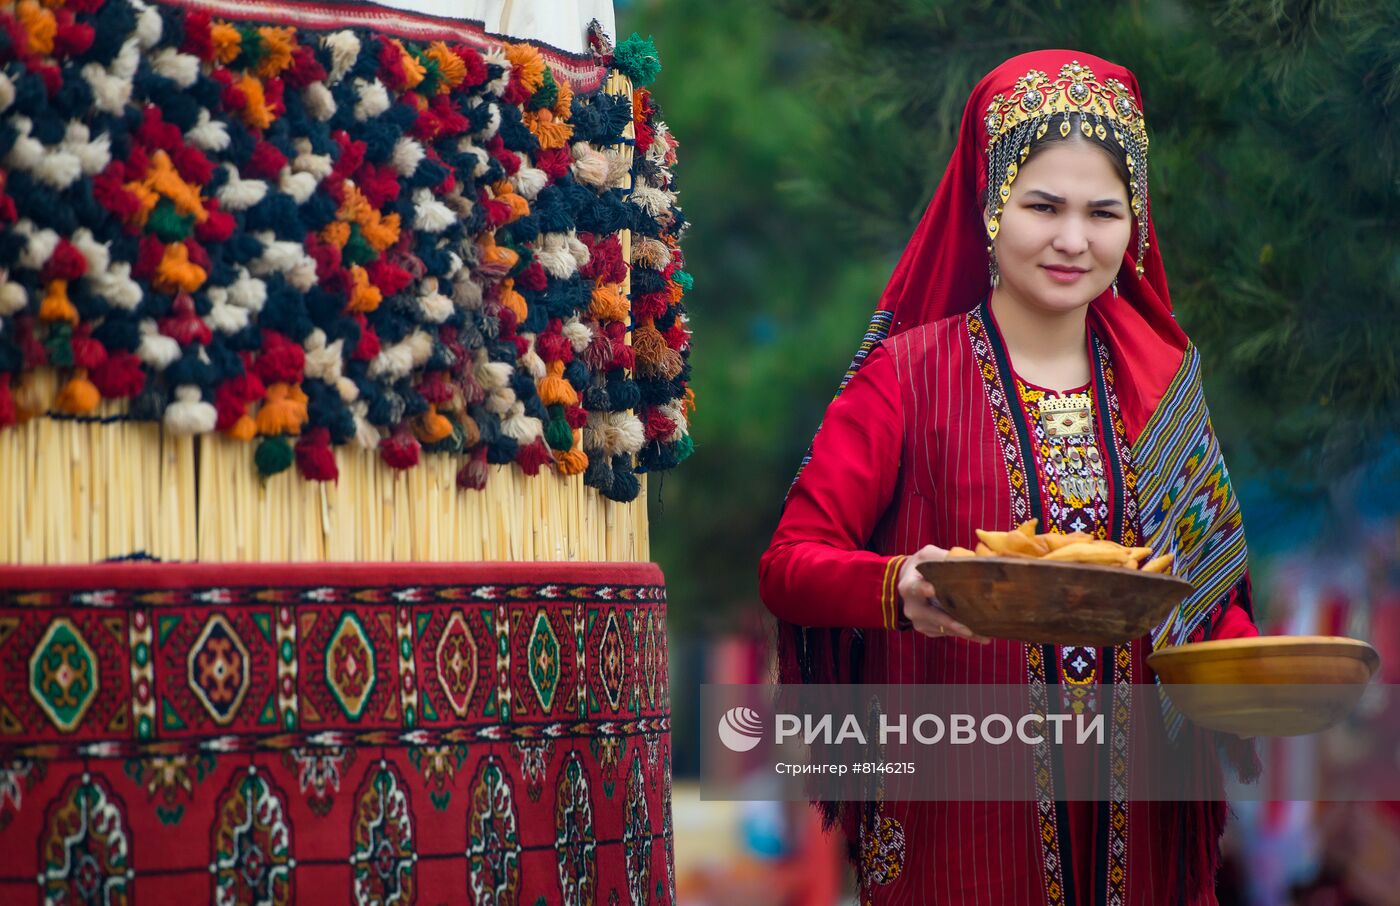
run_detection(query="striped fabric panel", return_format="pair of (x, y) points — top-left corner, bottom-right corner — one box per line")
(790, 309), (896, 491)
(1131, 344), (1249, 653)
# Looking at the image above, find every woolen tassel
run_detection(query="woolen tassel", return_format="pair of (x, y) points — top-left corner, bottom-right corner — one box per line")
(537, 359), (577, 406)
(55, 370), (101, 414)
(459, 412), (481, 448)
(456, 445), (489, 490)
(13, 370), (55, 419)
(0, 376), (14, 427)
(413, 404), (454, 443)
(379, 428), (421, 470)
(255, 383), (309, 435)
(544, 406), (573, 450)
(227, 413), (258, 441)
(515, 437), (554, 476)
(254, 435), (294, 476)
(555, 436), (588, 475)
(39, 279), (79, 324)
(588, 283), (629, 322)
(499, 279), (528, 323)
(295, 427), (339, 481)
(607, 454), (641, 502)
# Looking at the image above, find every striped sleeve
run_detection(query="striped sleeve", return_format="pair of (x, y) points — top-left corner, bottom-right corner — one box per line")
(758, 344), (908, 630)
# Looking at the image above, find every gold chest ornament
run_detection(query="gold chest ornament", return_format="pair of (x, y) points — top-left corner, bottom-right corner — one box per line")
(1040, 393), (1093, 438)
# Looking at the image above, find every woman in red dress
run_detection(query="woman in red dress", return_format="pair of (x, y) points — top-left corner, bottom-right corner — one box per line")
(760, 50), (1259, 905)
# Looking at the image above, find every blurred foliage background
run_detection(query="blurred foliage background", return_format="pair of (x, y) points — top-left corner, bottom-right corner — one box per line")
(624, 0), (1400, 632)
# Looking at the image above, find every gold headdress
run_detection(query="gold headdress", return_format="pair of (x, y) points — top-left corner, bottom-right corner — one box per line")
(983, 61), (1151, 277)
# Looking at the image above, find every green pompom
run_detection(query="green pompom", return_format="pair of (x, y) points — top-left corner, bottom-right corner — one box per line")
(545, 414), (574, 451)
(149, 200), (194, 242)
(673, 433), (694, 463)
(342, 225), (376, 267)
(43, 323), (74, 369)
(673, 270), (693, 292)
(529, 68), (560, 111)
(254, 436), (294, 477)
(614, 33), (661, 87)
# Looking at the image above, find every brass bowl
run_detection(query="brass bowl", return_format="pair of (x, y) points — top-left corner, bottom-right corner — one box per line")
(916, 557), (1192, 646)
(1147, 636), (1381, 737)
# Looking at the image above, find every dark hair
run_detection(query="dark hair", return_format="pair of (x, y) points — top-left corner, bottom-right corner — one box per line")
(1022, 112), (1132, 192)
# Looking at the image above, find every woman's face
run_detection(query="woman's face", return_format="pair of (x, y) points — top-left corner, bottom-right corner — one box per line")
(987, 139), (1132, 314)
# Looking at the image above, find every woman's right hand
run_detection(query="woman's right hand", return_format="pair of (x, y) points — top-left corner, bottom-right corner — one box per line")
(896, 545), (991, 643)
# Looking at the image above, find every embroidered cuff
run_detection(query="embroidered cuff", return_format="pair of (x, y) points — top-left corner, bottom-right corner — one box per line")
(882, 555), (908, 630)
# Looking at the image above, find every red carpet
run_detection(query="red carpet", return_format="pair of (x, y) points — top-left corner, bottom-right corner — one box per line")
(0, 561), (673, 904)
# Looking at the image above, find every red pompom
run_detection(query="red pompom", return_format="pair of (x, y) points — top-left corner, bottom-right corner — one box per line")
(136, 107), (182, 153)
(564, 405), (588, 429)
(132, 235), (165, 280)
(515, 438), (553, 476)
(364, 258), (412, 297)
(449, 44), (487, 88)
(159, 293), (213, 346)
(664, 323), (691, 350)
(579, 234), (625, 284)
(42, 239), (87, 281)
(92, 167), (143, 222)
(379, 430), (421, 470)
(354, 163), (401, 210)
(532, 148), (571, 181)
(246, 141), (287, 180)
(0, 376), (16, 427)
(486, 135), (520, 176)
(535, 328), (572, 363)
(213, 382), (247, 431)
(254, 331), (306, 384)
(352, 316), (380, 361)
(632, 291), (669, 321)
(417, 372), (453, 405)
(196, 201), (236, 243)
(330, 134), (366, 181)
(295, 428), (339, 482)
(303, 234), (342, 278)
(53, 21), (94, 56)
(644, 409), (677, 440)
(170, 143), (214, 187)
(456, 446), (488, 490)
(70, 330), (107, 370)
(284, 45), (326, 88)
(181, 9), (214, 60)
(518, 261), (547, 292)
(90, 352), (146, 399)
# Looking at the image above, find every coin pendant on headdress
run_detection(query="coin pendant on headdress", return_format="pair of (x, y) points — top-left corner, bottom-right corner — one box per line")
(1114, 96), (1136, 121)
(1069, 82), (1090, 104)
(1094, 123), (1107, 141)
(1021, 89), (1044, 112)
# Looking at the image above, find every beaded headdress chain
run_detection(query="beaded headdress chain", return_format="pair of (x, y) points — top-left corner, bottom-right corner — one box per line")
(983, 61), (1151, 277)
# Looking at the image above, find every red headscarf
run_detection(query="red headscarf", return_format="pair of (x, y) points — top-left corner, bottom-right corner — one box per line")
(877, 49), (1187, 444)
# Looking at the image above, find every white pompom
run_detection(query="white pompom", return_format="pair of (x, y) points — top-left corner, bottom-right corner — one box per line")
(137, 322), (181, 370)
(511, 165), (547, 200)
(206, 299), (249, 334)
(217, 166), (268, 211)
(292, 152), (333, 179)
(501, 402), (543, 442)
(69, 229), (110, 275)
(15, 222), (59, 271)
(303, 83), (336, 121)
(186, 110), (230, 152)
(587, 411), (646, 457)
(0, 280), (27, 316)
(392, 137), (424, 176)
(227, 270), (268, 312)
(519, 336), (546, 379)
(418, 290), (453, 324)
(324, 31), (361, 84)
(151, 48), (199, 88)
(0, 73), (14, 114)
(90, 262), (142, 310)
(562, 317), (593, 353)
(134, 4), (163, 49)
(163, 386), (217, 434)
(279, 169), (319, 205)
(412, 190), (455, 234)
(353, 79), (390, 121)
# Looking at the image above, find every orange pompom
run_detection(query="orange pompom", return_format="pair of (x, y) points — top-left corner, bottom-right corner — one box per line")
(55, 371), (100, 414)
